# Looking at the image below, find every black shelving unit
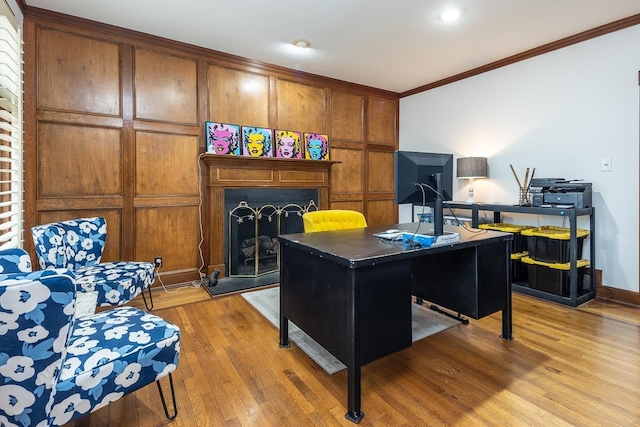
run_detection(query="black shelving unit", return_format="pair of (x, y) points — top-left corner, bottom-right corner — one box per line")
(440, 202), (596, 307)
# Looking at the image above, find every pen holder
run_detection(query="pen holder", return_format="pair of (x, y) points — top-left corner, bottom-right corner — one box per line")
(518, 188), (531, 206)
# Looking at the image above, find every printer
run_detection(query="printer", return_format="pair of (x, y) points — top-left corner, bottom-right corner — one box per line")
(530, 178), (592, 208)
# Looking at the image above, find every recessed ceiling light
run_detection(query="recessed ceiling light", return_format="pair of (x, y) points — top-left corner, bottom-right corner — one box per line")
(439, 8), (462, 22)
(292, 39), (311, 49)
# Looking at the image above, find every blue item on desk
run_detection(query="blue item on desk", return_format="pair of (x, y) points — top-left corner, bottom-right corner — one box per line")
(418, 213), (433, 223)
(402, 232), (437, 247)
(402, 231), (461, 247)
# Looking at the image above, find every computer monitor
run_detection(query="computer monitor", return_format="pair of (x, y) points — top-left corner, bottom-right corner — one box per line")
(394, 151), (453, 205)
(394, 151), (453, 236)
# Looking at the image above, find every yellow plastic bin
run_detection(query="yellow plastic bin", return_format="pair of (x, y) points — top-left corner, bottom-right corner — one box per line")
(521, 225), (589, 263)
(510, 251), (528, 283)
(479, 223), (534, 253)
(521, 256), (589, 296)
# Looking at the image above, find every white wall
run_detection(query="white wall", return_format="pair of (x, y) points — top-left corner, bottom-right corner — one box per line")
(400, 25), (640, 292)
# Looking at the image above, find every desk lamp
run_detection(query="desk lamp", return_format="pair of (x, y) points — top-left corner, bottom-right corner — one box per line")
(457, 157), (488, 203)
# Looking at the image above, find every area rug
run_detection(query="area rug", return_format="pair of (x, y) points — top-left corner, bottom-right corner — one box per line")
(241, 287), (460, 374)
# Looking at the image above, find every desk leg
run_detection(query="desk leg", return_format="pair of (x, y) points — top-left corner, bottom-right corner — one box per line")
(345, 270), (364, 423)
(345, 364), (363, 423)
(279, 279), (290, 348)
(501, 242), (514, 341)
(279, 317), (290, 348)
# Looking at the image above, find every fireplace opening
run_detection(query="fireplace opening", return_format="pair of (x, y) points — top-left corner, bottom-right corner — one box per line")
(224, 188), (318, 278)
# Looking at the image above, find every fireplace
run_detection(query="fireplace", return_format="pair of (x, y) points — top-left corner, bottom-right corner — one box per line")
(224, 188), (318, 277)
(201, 155), (336, 282)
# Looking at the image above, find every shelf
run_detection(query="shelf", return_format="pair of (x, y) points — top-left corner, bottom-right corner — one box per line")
(435, 202), (596, 307)
(445, 202), (593, 218)
(512, 284), (594, 306)
(200, 154), (341, 173)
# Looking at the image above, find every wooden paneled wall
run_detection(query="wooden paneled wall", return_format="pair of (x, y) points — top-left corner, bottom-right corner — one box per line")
(23, 8), (399, 286)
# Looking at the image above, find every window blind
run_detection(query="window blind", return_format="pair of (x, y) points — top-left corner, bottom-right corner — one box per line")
(0, 6), (22, 250)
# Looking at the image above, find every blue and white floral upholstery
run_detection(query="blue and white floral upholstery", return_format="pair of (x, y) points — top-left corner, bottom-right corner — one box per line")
(0, 267), (74, 427)
(0, 248), (180, 426)
(0, 248), (32, 274)
(32, 217), (155, 309)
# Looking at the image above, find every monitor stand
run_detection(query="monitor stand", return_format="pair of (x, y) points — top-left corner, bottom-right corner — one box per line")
(405, 172), (460, 248)
(410, 172), (445, 237)
(433, 172), (443, 236)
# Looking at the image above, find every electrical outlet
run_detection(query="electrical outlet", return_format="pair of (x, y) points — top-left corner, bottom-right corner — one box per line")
(154, 256), (163, 268)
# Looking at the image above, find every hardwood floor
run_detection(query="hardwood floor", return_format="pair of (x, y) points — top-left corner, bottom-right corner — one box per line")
(68, 287), (640, 426)
(127, 281), (212, 311)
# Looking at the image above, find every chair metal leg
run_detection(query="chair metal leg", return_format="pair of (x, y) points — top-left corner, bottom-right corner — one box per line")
(141, 285), (154, 310)
(156, 373), (178, 420)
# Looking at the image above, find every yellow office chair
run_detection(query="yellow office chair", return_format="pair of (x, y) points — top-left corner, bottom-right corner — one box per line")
(302, 209), (368, 233)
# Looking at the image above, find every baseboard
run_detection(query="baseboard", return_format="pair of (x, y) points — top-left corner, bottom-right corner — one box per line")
(587, 267), (640, 307)
(596, 285), (640, 307)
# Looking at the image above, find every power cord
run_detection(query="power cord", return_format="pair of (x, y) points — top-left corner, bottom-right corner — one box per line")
(155, 264), (201, 294)
(415, 182), (487, 235)
(196, 153), (210, 286)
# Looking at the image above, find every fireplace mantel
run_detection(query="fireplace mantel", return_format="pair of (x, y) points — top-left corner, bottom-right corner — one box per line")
(201, 155), (339, 186)
(201, 154), (339, 277)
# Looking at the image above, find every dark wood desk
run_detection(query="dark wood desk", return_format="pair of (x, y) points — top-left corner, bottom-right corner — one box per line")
(278, 223), (513, 423)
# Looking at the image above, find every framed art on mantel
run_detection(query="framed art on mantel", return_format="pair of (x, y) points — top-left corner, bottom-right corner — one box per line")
(241, 126), (274, 157)
(304, 133), (330, 160)
(274, 130), (303, 159)
(206, 122), (241, 155)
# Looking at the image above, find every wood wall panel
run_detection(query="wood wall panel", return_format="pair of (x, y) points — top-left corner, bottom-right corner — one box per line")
(209, 65), (269, 127)
(38, 209), (122, 261)
(134, 48), (198, 124)
(330, 91), (364, 142)
(279, 170), (327, 184)
(368, 97), (397, 146)
(37, 122), (122, 197)
(330, 148), (363, 195)
(135, 206), (200, 273)
(329, 201), (364, 212)
(37, 28), (120, 115)
(217, 169), (274, 183)
(25, 10), (400, 285)
(367, 199), (396, 227)
(276, 79), (326, 132)
(135, 132), (199, 196)
(367, 151), (395, 193)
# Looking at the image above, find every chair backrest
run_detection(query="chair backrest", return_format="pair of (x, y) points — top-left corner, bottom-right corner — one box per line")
(0, 248), (32, 274)
(0, 267), (76, 426)
(302, 210), (368, 233)
(32, 217), (107, 270)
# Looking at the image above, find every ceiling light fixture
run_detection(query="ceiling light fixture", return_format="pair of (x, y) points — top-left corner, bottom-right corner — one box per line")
(292, 39), (311, 49)
(439, 8), (462, 22)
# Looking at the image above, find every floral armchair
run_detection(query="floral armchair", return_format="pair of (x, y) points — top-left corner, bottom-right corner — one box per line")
(31, 217), (155, 309)
(0, 248), (180, 426)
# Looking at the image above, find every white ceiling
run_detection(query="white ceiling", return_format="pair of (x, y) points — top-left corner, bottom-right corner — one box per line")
(25, 0), (640, 93)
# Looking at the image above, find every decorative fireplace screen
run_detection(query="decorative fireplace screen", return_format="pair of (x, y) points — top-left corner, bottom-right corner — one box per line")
(227, 199), (317, 277)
